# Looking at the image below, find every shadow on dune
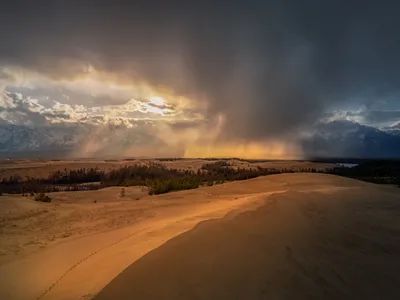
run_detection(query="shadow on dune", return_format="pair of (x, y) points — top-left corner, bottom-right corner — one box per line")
(94, 188), (400, 300)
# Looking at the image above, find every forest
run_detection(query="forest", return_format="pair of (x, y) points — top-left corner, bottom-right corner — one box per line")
(0, 160), (399, 196)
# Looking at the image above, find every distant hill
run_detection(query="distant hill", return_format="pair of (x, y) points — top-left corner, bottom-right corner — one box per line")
(302, 120), (400, 159)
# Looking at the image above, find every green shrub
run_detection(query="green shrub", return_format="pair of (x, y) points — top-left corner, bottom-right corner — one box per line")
(148, 178), (200, 195)
(34, 193), (52, 203)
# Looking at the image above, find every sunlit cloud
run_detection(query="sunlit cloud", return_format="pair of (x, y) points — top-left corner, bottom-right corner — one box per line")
(0, 65), (205, 125)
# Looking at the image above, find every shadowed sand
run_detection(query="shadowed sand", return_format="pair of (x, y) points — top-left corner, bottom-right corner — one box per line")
(95, 182), (400, 300)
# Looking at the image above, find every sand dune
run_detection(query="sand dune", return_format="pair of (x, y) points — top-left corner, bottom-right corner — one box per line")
(1, 173), (399, 300)
(96, 183), (400, 300)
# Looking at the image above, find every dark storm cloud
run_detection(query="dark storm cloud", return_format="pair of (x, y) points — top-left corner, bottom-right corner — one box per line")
(0, 69), (13, 81)
(167, 120), (204, 131)
(1, 0), (400, 141)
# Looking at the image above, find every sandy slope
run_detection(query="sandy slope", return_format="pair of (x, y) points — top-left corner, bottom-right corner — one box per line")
(95, 181), (400, 300)
(1, 173), (399, 300)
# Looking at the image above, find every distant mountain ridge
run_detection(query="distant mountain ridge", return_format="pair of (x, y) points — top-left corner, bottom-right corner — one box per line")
(0, 120), (399, 159)
(1, 91), (400, 158)
(0, 119), (164, 158)
(302, 120), (400, 159)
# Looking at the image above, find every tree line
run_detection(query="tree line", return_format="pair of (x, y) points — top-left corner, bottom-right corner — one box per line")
(326, 160), (400, 185)
(1, 160), (399, 196)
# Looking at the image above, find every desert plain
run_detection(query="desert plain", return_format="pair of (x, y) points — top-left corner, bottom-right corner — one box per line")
(0, 159), (400, 300)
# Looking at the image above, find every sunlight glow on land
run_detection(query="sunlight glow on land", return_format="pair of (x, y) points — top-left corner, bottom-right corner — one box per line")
(184, 142), (301, 160)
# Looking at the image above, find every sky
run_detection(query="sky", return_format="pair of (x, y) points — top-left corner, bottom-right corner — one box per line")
(1, 1), (400, 158)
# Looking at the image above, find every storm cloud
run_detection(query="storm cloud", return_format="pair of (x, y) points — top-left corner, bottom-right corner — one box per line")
(1, 1), (400, 147)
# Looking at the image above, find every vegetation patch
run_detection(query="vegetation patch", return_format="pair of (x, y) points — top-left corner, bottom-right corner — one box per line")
(34, 193), (52, 203)
(0, 160), (399, 196)
(328, 160), (400, 185)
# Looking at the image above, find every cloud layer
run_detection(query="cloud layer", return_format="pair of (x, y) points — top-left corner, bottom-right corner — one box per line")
(1, 1), (400, 158)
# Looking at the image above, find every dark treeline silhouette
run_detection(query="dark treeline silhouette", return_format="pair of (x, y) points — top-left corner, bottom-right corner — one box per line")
(0, 167), (104, 194)
(1, 160), (399, 196)
(156, 158), (182, 161)
(0, 181), (100, 194)
(48, 168), (105, 184)
(326, 160), (400, 185)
